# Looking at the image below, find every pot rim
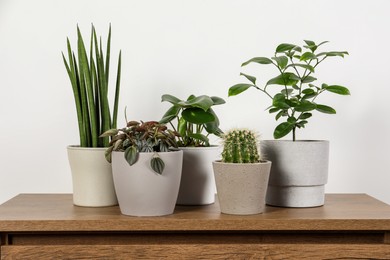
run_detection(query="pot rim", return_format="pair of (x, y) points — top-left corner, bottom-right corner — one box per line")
(67, 145), (107, 151)
(213, 160), (271, 166)
(262, 140), (329, 143)
(178, 145), (220, 150)
(112, 150), (183, 154)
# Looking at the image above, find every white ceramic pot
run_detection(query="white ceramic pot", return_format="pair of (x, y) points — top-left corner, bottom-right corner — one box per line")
(261, 140), (329, 207)
(67, 146), (118, 207)
(112, 150), (183, 217)
(212, 160), (271, 215)
(176, 146), (221, 205)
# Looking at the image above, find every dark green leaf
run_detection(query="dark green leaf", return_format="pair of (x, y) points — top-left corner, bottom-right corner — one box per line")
(178, 117), (187, 136)
(151, 155), (165, 175)
(274, 122), (294, 139)
(276, 43), (300, 53)
(296, 120), (308, 128)
(124, 146), (138, 166)
(302, 89), (315, 95)
(286, 63), (315, 73)
(302, 93), (316, 100)
(317, 41), (329, 47)
(204, 108), (222, 136)
(179, 95), (214, 111)
(267, 72), (300, 86)
(275, 110), (286, 120)
(272, 56), (289, 69)
(241, 57), (273, 66)
(304, 40), (316, 47)
(160, 105), (180, 124)
(182, 108), (215, 124)
(316, 104), (336, 114)
(188, 133), (210, 145)
(316, 51), (349, 58)
(161, 94), (181, 105)
(302, 76), (317, 83)
(285, 99), (299, 107)
(228, 83), (253, 96)
(300, 52), (317, 61)
(269, 107), (280, 113)
(325, 85), (350, 95)
(295, 100), (317, 112)
(298, 112), (312, 120)
(287, 117), (296, 124)
(240, 72), (256, 84)
(281, 88), (294, 96)
(210, 96), (226, 105)
(273, 93), (290, 109)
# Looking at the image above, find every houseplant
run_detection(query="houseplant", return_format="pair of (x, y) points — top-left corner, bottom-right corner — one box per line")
(160, 94), (225, 205)
(62, 24), (121, 207)
(212, 129), (271, 215)
(228, 40), (350, 207)
(101, 120), (183, 216)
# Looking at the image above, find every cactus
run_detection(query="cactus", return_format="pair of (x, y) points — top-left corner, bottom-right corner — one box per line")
(221, 129), (261, 163)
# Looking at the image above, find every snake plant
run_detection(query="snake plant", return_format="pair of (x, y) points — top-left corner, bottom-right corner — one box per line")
(62, 24), (122, 147)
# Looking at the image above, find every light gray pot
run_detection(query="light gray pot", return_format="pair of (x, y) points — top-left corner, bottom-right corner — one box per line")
(212, 160), (271, 215)
(176, 146), (221, 205)
(261, 140), (329, 207)
(67, 146), (118, 207)
(112, 150), (183, 217)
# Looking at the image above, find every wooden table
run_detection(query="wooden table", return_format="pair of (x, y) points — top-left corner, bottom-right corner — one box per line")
(0, 194), (390, 259)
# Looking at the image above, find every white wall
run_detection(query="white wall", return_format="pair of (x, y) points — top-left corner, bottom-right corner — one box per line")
(1, 0), (390, 204)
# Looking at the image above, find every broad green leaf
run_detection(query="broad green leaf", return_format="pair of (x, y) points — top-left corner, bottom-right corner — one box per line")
(182, 108), (215, 124)
(281, 88), (294, 96)
(160, 105), (180, 124)
(286, 99), (299, 107)
(161, 94), (181, 105)
(317, 41), (329, 47)
(275, 110), (286, 120)
(240, 72), (256, 84)
(204, 108), (222, 136)
(274, 122), (294, 139)
(298, 112), (312, 120)
(295, 100), (317, 112)
(296, 120), (308, 128)
(151, 155), (165, 175)
(316, 51), (349, 58)
(302, 93), (316, 100)
(269, 107), (280, 113)
(276, 43), (300, 53)
(124, 146), (138, 166)
(287, 117), (297, 124)
(302, 89), (315, 95)
(316, 104), (336, 114)
(272, 93), (290, 109)
(179, 95), (214, 111)
(187, 94), (196, 101)
(267, 72), (300, 86)
(286, 63), (315, 73)
(228, 83), (253, 96)
(303, 40), (317, 52)
(300, 52), (317, 61)
(241, 57), (273, 66)
(188, 133), (210, 145)
(304, 40), (316, 46)
(325, 85), (350, 95)
(210, 96), (226, 105)
(178, 117), (187, 136)
(272, 56), (288, 69)
(302, 76), (317, 83)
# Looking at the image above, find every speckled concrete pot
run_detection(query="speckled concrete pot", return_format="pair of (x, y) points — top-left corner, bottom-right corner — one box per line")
(67, 146), (118, 207)
(212, 160), (271, 215)
(112, 150), (183, 217)
(261, 140), (329, 207)
(176, 146), (221, 205)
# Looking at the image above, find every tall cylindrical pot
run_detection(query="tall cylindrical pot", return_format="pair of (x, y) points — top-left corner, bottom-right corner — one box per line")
(262, 140), (329, 207)
(112, 150), (183, 217)
(176, 146), (221, 205)
(67, 146), (118, 207)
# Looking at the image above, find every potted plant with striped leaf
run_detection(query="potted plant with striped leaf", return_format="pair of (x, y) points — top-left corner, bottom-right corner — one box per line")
(62, 24), (121, 207)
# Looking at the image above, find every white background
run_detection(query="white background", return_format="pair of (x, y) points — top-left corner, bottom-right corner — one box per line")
(1, 0), (390, 205)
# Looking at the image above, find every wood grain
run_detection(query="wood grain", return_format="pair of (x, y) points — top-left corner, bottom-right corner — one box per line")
(2, 244), (390, 259)
(0, 194), (390, 232)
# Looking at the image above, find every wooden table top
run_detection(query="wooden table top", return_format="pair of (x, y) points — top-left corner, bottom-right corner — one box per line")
(0, 194), (389, 232)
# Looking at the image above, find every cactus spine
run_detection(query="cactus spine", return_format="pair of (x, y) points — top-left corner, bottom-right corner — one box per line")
(221, 129), (261, 163)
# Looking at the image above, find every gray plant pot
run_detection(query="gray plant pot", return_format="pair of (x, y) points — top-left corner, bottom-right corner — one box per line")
(212, 160), (271, 215)
(261, 140), (329, 208)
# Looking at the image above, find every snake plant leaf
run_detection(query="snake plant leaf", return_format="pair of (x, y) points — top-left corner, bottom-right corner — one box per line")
(151, 155), (165, 175)
(161, 94), (181, 105)
(112, 50), (121, 129)
(316, 104), (336, 114)
(124, 146), (138, 166)
(274, 122), (294, 139)
(178, 95), (214, 111)
(241, 57), (273, 66)
(182, 108), (215, 124)
(228, 83), (253, 97)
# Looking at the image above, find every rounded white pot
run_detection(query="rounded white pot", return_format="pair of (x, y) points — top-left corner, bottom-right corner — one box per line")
(112, 150), (183, 217)
(261, 140), (329, 207)
(176, 146), (221, 205)
(212, 160), (271, 215)
(67, 146), (118, 207)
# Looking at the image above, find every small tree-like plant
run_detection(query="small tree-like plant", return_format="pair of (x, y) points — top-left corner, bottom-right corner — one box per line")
(228, 40), (350, 141)
(160, 94), (225, 147)
(62, 24), (121, 147)
(221, 129), (261, 163)
(101, 120), (180, 175)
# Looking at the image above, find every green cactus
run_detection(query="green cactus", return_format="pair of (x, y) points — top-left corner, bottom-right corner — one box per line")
(221, 129), (261, 163)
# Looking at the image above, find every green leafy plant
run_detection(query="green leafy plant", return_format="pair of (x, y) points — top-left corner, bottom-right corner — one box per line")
(221, 129), (261, 163)
(159, 94), (225, 147)
(101, 120), (180, 175)
(228, 40), (350, 141)
(62, 24), (122, 147)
